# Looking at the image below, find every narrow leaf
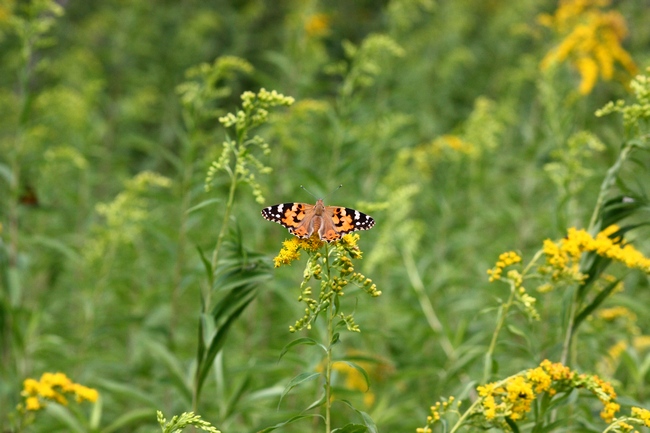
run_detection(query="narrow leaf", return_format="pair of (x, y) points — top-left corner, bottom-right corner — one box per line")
(279, 372), (321, 406)
(279, 338), (326, 361)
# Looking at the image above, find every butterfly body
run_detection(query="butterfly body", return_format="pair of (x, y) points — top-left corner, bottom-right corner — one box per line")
(262, 199), (375, 242)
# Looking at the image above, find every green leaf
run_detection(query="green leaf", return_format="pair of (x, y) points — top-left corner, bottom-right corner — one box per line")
(340, 361), (370, 392)
(504, 416), (520, 433)
(196, 246), (213, 285)
(279, 372), (321, 406)
(337, 400), (378, 433)
(304, 393), (326, 411)
(195, 293), (256, 400)
(279, 337), (326, 360)
(187, 198), (222, 215)
(574, 278), (621, 331)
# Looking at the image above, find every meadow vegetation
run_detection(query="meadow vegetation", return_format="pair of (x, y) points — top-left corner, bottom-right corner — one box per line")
(1, 0), (650, 432)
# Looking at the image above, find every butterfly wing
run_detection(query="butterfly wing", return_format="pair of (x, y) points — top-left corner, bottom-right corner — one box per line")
(321, 206), (375, 242)
(261, 203), (314, 238)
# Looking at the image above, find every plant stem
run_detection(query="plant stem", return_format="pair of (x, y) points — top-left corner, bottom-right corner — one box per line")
(482, 281), (516, 384)
(587, 141), (633, 232)
(206, 146), (239, 310)
(560, 286), (579, 366)
(324, 244), (333, 433)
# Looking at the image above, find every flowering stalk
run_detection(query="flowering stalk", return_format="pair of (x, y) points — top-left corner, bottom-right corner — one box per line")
(273, 234), (380, 433)
(204, 89), (294, 306)
(419, 360), (625, 432)
(484, 251), (541, 382)
(191, 89), (293, 411)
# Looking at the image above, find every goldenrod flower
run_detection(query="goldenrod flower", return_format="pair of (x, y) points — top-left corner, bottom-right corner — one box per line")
(539, 0), (637, 94)
(601, 401), (621, 423)
(487, 251), (521, 282)
(273, 236), (325, 268)
(21, 372), (98, 411)
(543, 225), (650, 281)
(468, 360), (619, 427)
(632, 407), (650, 427)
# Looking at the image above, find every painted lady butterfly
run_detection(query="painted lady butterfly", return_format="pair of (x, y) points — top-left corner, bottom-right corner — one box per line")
(262, 199), (375, 242)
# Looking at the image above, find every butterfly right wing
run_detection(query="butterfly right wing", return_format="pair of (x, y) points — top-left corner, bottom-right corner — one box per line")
(261, 203), (314, 238)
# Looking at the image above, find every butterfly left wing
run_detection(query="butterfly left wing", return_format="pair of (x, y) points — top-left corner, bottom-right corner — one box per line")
(261, 202), (315, 238)
(320, 206), (375, 242)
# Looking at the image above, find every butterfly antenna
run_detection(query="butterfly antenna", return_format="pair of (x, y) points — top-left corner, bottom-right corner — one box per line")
(328, 184), (343, 199)
(300, 185), (319, 200)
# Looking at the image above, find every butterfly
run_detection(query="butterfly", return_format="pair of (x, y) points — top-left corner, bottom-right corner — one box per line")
(262, 199), (375, 242)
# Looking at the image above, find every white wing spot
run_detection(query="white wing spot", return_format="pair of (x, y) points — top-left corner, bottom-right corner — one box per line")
(354, 210), (360, 219)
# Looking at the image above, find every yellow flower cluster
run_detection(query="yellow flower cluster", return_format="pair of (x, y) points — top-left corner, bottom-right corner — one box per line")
(631, 407), (650, 427)
(539, 0), (637, 94)
(543, 225), (650, 280)
(477, 362), (554, 422)
(21, 372), (99, 411)
(487, 251), (522, 282)
(273, 236), (324, 267)
(476, 360), (621, 424)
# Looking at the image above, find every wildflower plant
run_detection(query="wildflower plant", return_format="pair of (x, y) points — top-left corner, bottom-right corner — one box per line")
(190, 88), (293, 411)
(267, 233), (380, 433)
(418, 360), (624, 432)
(539, 0), (637, 95)
(11, 372), (98, 432)
(419, 69), (650, 432)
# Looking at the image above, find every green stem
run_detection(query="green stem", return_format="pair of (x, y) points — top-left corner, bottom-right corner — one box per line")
(587, 141), (633, 232)
(560, 286), (579, 366)
(482, 280), (517, 384)
(206, 147), (239, 310)
(448, 397), (483, 433)
(192, 144), (239, 412)
(324, 244), (333, 433)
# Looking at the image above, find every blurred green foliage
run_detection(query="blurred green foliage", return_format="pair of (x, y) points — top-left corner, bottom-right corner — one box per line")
(1, 0), (650, 432)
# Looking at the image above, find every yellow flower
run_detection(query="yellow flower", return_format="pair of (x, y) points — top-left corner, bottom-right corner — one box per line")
(483, 395), (497, 420)
(273, 238), (302, 267)
(505, 376), (535, 418)
(487, 251), (521, 282)
(539, 0), (637, 94)
(73, 384), (99, 403)
(304, 13), (330, 37)
(20, 372), (99, 411)
(25, 396), (42, 411)
(540, 359), (574, 380)
(526, 367), (552, 393)
(631, 407), (650, 427)
(601, 401), (620, 423)
(543, 225), (650, 281)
